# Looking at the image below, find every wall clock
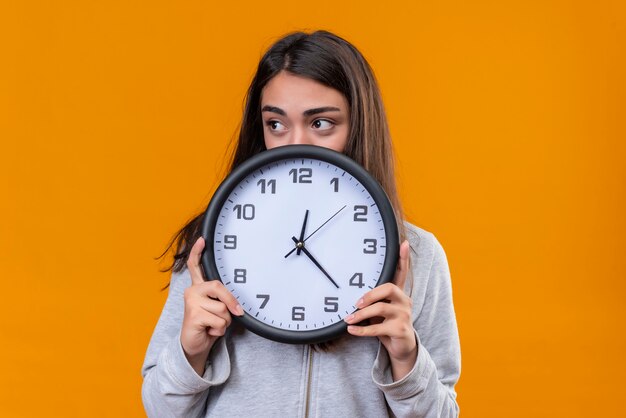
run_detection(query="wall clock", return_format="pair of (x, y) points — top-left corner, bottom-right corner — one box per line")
(201, 145), (399, 344)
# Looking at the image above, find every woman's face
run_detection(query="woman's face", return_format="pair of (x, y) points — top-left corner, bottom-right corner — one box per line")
(261, 71), (350, 153)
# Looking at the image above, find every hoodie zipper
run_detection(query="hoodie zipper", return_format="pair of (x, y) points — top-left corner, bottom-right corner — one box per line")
(303, 346), (313, 418)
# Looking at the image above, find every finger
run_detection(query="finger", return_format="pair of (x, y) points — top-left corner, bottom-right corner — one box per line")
(207, 326), (228, 337)
(204, 313), (230, 336)
(195, 280), (244, 316)
(193, 311), (230, 336)
(344, 302), (396, 325)
(392, 240), (410, 292)
(197, 298), (233, 325)
(187, 237), (206, 285)
(356, 282), (409, 309)
(347, 322), (404, 338)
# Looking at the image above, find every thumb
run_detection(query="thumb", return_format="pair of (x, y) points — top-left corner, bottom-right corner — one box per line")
(187, 237), (206, 285)
(392, 240), (410, 292)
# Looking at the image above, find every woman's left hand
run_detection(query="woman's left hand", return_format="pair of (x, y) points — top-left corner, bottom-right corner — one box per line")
(345, 240), (417, 380)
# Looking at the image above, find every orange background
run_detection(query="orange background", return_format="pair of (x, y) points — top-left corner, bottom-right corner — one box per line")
(1, 1), (624, 417)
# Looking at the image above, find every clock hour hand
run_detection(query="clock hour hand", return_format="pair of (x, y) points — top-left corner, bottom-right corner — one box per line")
(284, 205), (347, 258)
(297, 210), (309, 256)
(291, 236), (340, 289)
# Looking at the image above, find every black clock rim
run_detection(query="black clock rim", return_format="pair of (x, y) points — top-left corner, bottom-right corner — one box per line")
(200, 144), (399, 345)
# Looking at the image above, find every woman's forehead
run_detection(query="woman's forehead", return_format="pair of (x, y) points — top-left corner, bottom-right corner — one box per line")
(261, 72), (348, 112)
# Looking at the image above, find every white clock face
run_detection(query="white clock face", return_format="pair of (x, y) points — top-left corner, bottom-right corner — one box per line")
(205, 147), (397, 343)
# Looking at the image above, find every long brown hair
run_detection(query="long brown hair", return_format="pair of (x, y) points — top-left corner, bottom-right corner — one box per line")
(160, 30), (405, 274)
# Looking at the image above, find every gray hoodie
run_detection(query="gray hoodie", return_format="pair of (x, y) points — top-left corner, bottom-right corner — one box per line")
(141, 223), (460, 417)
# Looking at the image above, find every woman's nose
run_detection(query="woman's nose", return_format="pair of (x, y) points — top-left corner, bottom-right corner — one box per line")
(289, 128), (311, 145)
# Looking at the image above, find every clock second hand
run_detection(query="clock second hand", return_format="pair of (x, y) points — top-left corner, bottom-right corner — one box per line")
(291, 236), (340, 289)
(284, 204), (347, 258)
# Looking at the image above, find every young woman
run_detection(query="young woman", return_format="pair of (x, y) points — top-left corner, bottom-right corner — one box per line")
(142, 30), (460, 417)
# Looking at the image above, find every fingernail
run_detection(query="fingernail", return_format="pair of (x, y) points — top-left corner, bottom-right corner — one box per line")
(235, 305), (244, 316)
(356, 298), (364, 308)
(347, 325), (358, 334)
(344, 314), (355, 323)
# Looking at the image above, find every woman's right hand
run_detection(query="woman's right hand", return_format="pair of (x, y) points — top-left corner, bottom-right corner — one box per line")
(181, 237), (244, 375)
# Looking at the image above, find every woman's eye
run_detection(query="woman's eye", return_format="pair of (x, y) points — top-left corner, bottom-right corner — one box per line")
(312, 119), (334, 130)
(266, 120), (287, 131)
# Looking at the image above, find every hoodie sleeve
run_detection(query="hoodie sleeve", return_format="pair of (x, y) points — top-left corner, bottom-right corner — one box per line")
(372, 229), (461, 418)
(141, 270), (231, 418)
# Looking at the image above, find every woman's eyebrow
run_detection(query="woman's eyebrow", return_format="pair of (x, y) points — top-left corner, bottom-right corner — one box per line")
(261, 105), (286, 115)
(303, 106), (341, 117)
(261, 105), (342, 117)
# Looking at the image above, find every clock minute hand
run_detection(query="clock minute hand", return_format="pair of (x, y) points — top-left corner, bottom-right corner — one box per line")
(291, 236), (340, 289)
(284, 205), (347, 259)
(303, 204), (347, 243)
